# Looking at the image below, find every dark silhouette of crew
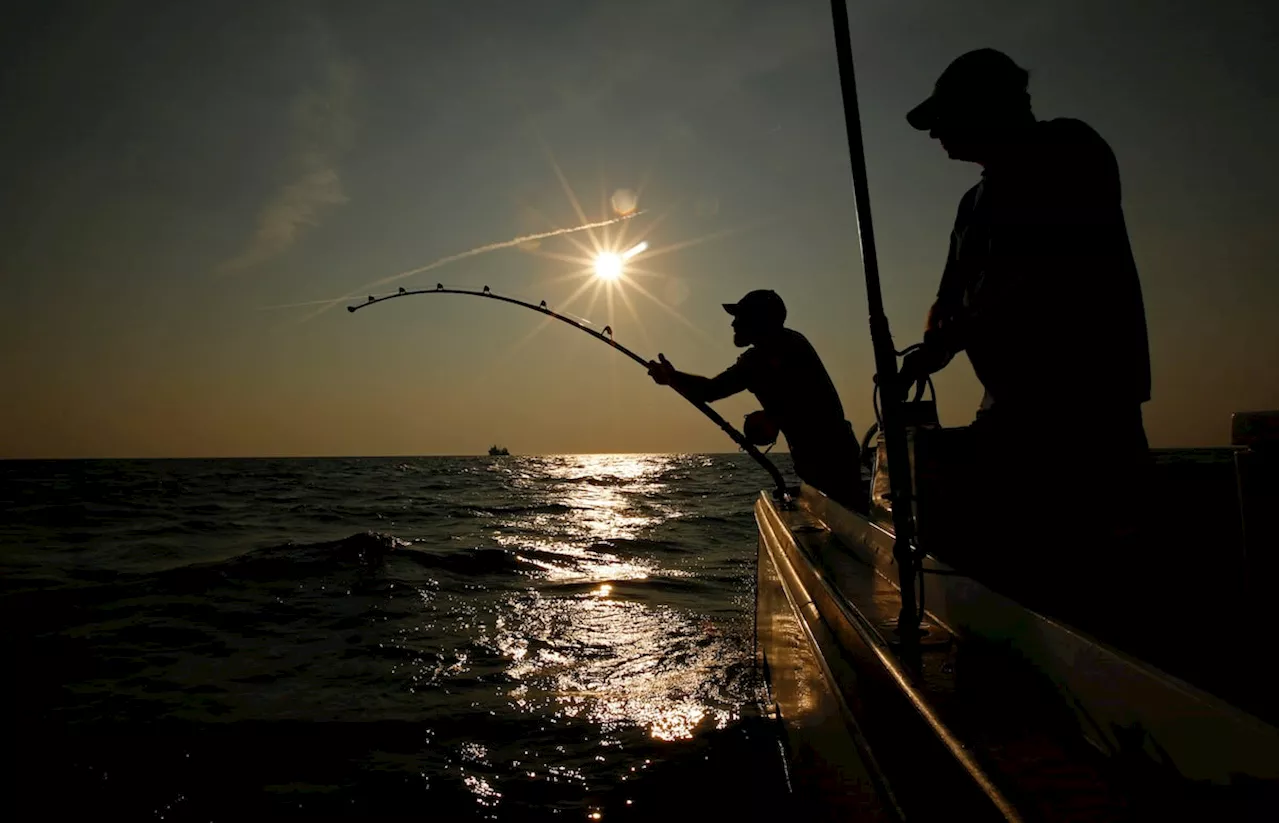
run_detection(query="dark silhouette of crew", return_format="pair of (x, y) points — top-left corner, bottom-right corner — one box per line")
(899, 48), (1150, 445)
(647, 290), (861, 507)
(895, 49), (1153, 620)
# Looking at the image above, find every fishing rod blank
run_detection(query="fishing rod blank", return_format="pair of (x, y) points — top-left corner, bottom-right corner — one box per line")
(348, 284), (792, 499)
(828, 0), (922, 637)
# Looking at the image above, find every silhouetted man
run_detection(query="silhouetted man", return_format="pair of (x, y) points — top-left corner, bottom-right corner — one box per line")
(647, 290), (862, 507)
(900, 49), (1150, 460)
(897, 49), (1153, 618)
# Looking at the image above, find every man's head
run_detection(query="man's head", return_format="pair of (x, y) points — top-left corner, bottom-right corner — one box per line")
(723, 289), (786, 347)
(907, 49), (1033, 164)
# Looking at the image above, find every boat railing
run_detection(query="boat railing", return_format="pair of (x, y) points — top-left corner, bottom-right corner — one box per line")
(863, 410), (1277, 722)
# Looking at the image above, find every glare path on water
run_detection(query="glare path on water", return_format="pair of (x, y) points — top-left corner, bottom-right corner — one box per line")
(474, 455), (742, 748)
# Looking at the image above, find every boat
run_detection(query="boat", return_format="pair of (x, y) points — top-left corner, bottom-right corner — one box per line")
(488, 445), (510, 456)
(755, 414), (1276, 820)
(750, 3), (1276, 820)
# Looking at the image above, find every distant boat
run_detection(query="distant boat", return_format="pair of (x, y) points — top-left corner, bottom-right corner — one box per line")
(487, 445), (510, 456)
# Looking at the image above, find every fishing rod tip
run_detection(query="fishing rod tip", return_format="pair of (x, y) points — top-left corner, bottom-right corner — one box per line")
(347, 305), (356, 313)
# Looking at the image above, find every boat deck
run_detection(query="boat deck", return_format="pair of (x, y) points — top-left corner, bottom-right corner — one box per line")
(755, 487), (1276, 821)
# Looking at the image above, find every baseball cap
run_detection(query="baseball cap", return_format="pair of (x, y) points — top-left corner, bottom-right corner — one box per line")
(723, 289), (786, 326)
(907, 49), (1028, 131)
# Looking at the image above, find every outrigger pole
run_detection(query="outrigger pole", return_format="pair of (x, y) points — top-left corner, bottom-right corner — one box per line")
(348, 285), (792, 500)
(826, 1), (923, 636)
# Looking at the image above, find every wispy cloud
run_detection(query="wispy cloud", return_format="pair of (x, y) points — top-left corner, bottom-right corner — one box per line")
(218, 55), (355, 273)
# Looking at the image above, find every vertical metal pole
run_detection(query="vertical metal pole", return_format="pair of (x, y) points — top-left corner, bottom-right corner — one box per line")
(827, 0), (921, 636)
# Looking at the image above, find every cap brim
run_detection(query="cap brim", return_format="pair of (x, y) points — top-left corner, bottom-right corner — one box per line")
(906, 96), (938, 131)
(722, 303), (740, 316)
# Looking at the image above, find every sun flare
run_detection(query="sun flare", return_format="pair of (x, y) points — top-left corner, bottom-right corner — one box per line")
(504, 169), (741, 357)
(594, 253), (623, 281)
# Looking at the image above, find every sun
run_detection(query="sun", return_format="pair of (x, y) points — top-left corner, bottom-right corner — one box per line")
(594, 252), (623, 281)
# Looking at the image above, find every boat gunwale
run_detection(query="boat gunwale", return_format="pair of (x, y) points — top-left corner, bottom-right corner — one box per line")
(756, 492), (1024, 821)
(755, 500), (907, 821)
(794, 484), (1278, 786)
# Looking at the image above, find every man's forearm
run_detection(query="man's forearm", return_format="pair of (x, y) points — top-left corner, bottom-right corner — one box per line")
(927, 316), (968, 357)
(668, 370), (718, 402)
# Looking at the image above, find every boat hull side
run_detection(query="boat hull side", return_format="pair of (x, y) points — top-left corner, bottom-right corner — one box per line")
(754, 496), (898, 821)
(754, 494), (1021, 821)
(799, 483), (1279, 788)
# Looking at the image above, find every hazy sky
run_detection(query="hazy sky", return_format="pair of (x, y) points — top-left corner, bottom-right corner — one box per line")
(2, 0), (1275, 458)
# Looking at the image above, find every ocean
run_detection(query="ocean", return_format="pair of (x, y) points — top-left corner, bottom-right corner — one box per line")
(1, 454), (794, 820)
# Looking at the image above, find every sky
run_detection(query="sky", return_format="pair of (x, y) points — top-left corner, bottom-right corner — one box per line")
(1, 0), (1275, 458)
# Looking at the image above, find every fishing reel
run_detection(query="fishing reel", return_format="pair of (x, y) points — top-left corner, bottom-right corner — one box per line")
(863, 374), (938, 473)
(743, 410), (780, 448)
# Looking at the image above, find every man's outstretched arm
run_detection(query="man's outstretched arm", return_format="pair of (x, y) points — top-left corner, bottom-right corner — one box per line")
(648, 354), (749, 403)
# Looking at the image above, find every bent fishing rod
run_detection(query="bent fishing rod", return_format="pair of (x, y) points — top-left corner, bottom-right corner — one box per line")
(347, 284), (793, 501)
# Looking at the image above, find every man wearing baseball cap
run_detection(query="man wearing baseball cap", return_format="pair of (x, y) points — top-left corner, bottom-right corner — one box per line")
(895, 49), (1153, 616)
(647, 289), (862, 509)
(898, 48), (1150, 446)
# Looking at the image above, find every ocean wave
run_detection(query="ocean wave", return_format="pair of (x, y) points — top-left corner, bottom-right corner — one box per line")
(400, 546), (537, 576)
(242, 531), (409, 565)
(2, 454), (782, 820)
(114, 532), (416, 594)
(539, 576), (714, 598)
(450, 502), (582, 518)
(554, 475), (645, 488)
(588, 537), (688, 554)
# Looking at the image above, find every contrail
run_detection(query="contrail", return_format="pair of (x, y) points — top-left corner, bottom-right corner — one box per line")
(292, 212), (643, 322)
(259, 297), (354, 310)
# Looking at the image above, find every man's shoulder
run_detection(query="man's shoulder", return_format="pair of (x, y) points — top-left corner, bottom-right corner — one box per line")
(1036, 118), (1116, 164)
(1040, 117), (1103, 139)
(746, 329), (815, 364)
(780, 327), (810, 344)
(778, 327), (818, 355)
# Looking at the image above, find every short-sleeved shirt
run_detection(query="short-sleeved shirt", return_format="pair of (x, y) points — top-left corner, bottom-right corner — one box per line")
(935, 118), (1151, 416)
(712, 328), (854, 462)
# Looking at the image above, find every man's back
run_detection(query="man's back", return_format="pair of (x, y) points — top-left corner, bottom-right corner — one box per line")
(940, 118), (1151, 415)
(647, 292), (861, 508)
(727, 328), (850, 448)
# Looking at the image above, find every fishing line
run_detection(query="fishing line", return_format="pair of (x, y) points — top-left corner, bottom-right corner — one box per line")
(348, 284), (792, 500)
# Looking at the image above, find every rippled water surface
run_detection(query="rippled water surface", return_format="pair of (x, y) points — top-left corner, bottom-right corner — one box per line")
(1, 454), (793, 820)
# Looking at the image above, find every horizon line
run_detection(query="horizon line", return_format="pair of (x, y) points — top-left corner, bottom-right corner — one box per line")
(0, 450), (793, 462)
(0, 446), (1236, 462)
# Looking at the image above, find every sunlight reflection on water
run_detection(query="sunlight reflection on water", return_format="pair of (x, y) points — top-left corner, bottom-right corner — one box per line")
(481, 454), (740, 745)
(497, 593), (736, 742)
(4, 452), (780, 818)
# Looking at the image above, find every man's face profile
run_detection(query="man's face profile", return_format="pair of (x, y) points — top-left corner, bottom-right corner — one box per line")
(929, 107), (987, 163)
